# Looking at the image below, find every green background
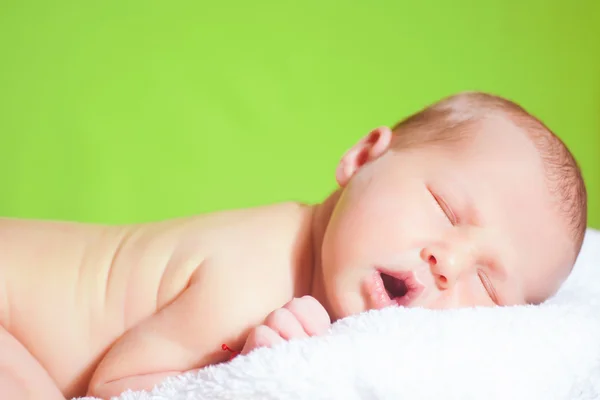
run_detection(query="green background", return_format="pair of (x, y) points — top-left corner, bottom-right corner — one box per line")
(1, 1), (598, 228)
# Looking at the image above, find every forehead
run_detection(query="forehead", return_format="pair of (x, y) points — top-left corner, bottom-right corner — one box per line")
(408, 118), (572, 301)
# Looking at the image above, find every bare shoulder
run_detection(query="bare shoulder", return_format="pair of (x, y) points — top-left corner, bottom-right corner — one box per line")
(192, 202), (314, 294)
(174, 201), (315, 350)
(106, 201), (313, 331)
(183, 201), (313, 251)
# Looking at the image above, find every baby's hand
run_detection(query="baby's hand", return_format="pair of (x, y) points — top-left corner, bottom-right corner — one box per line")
(241, 295), (331, 355)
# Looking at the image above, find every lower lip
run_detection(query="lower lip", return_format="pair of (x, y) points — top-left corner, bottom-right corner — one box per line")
(365, 270), (424, 310)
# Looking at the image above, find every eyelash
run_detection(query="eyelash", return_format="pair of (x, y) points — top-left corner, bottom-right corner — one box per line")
(432, 192), (457, 225)
(478, 270), (499, 304)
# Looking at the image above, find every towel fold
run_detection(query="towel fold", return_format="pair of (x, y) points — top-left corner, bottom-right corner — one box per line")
(78, 229), (600, 400)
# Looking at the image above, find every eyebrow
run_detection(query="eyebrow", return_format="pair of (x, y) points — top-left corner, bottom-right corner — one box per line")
(439, 174), (480, 228)
(461, 194), (484, 227)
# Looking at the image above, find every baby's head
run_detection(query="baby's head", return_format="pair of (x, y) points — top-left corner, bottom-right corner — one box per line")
(316, 91), (587, 320)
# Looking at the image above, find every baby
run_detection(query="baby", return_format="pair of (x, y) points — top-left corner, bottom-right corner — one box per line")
(0, 92), (587, 400)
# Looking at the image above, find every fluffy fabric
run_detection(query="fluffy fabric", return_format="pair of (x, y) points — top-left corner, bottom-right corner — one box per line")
(79, 229), (600, 400)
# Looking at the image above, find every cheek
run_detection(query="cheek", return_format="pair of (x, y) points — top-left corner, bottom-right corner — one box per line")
(323, 188), (430, 266)
(453, 277), (495, 308)
(423, 279), (493, 309)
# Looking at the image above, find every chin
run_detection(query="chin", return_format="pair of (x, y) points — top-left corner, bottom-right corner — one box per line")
(326, 285), (368, 321)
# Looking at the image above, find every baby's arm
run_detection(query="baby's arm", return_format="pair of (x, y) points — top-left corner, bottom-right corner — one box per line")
(87, 283), (203, 398)
(87, 264), (263, 399)
(0, 325), (65, 400)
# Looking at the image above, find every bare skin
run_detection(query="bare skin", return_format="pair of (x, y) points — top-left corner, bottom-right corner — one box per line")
(0, 121), (577, 399)
(0, 204), (319, 399)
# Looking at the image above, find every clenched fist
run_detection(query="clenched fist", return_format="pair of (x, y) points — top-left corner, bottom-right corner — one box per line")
(241, 295), (331, 355)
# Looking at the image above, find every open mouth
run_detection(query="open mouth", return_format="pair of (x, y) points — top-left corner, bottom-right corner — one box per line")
(381, 272), (409, 300)
(366, 269), (424, 310)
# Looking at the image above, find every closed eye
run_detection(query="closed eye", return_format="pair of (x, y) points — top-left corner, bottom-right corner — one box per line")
(430, 190), (457, 225)
(478, 270), (499, 305)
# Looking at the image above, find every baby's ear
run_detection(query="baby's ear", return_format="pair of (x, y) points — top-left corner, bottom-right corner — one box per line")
(335, 126), (392, 187)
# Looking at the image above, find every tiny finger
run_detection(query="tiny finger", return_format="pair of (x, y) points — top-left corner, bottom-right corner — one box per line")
(263, 308), (309, 340)
(284, 296), (331, 336)
(241, 325), (284, 355)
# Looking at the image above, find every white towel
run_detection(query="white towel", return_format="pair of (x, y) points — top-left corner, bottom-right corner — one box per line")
(79, 229), (600, 400)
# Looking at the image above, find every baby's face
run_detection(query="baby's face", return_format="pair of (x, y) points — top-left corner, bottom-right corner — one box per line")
(320, 121), (575, 320)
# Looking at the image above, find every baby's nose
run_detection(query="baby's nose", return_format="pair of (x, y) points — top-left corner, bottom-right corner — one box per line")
(420, 244), (470, 290)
